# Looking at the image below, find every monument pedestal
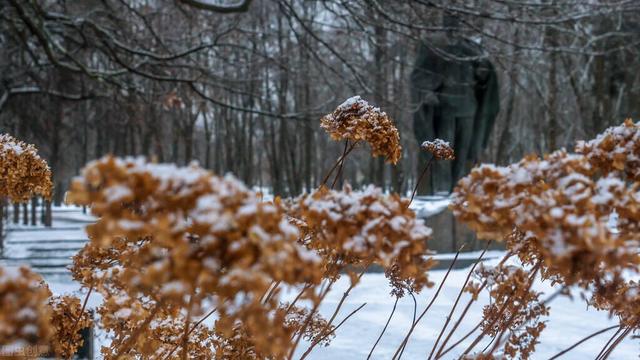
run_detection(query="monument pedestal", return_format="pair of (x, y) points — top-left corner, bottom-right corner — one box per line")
(413, 196), (502, 253)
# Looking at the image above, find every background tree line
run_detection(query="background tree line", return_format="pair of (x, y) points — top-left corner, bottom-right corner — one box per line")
(2, 0), (639, 203)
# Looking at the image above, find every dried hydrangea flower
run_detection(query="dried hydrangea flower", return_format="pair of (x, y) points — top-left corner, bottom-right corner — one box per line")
(452, 121), (640, 349)
(293, 184), (435, 293)
(66, 156), (324, 358)
(320, 96), (402, 164)
(284, 303), (334, 347)
(0, 133), (52, 202)
(0, 266), (53, 358)
(451, 146), (639, 287)
(49, 295), (93, 358)
(476, 265), (548, 360)
(421, 138), (455, 160)
(576, 119), (640, 181)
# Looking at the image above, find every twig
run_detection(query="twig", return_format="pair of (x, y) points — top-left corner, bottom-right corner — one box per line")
(391, 246), (464, 360)
(409, 156), (434, 206)
(368, 297), (399, 359)
(594, 326), (624, 360)
(299, 264), (370, 359)
(70, 285), (93, 336)
(548, 325), (619, 359)
(309, 302), (367, 351)
(599, 326), (632, 360)
(161, 306), (218, 360)
(428, 243), (491, 360)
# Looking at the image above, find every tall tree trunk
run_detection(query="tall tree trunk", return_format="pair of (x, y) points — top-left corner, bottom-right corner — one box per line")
(373, 22), (387, 189)
(22, 203), (28, 225)
(31, 197), (37, 226)
(13, 203), (19, 224)
(45, 200), (52, 227)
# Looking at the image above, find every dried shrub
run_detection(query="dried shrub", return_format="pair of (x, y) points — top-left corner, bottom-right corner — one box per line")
(452, 120), (640, 354)
(66, 156), (325, 358)
(291, 184), (435, 294)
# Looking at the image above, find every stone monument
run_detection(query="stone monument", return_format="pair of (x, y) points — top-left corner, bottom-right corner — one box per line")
(411, 15), (500, 195)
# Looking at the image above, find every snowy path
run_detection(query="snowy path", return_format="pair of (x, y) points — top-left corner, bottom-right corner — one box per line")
(1, 206), (94, 280)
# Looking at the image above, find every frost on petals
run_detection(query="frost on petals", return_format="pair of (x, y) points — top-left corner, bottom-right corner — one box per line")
(421, 138), (455, 160)
(0, 133), (52, 202)
(0, 266), (52, 357)
(292, 184), (435, 295)
(320, 96), (402, 164)
(65, 156), (324, 359)
(452, 121), (640, 331)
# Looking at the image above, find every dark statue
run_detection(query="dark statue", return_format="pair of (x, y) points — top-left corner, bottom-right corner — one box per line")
(411, 18), (500, 195)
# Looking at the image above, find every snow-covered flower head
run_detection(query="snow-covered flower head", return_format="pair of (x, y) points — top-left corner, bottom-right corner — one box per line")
(421, 138), (455, 160)
(452, 121), (640, 328)
(0, 266), (52, 357)
(66, 156), (324, 358)
(0, 133), (52, 202)
(320, 96), (402, 164)
(293, 184), (435, 294)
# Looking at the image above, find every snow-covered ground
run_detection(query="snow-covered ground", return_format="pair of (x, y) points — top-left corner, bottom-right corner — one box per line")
(2, 207), (637, 359)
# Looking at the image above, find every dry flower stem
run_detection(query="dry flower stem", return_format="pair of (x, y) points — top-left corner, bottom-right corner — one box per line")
(487, 263), (541, 355)
(437, 322), (482, 358)
(427, 243), (490, 360)
(70, 285), (93, 339)
(367, 297), (399, 360)
(392, 247), (463, 360)
(330, 140), (350, 189)
(435, 251), (513, 358)
(321, 140), (358, 187)
(300, 264), (370, 359)
(161, 306), (218, 360)
(598, 325), (634, 360)
(288, 280), (336, 360)
(114, 301), (163, 358)
(306, 302), (368, 353)
(409, 156), (434, 206)
(548, 325), (619, 360)
(594, 326), (625, 360)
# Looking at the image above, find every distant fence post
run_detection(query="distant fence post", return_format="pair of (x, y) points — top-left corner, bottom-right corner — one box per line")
(45, 200), (52, 227)
(22, 203), (28, 225)
(31, 197), (37, 226)
(12, 203), (19, 224)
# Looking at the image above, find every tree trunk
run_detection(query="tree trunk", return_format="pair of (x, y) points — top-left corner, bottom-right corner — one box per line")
(22, 203), (28, 225)
(13, 203), (19, 224)
(31, 197), (37, 226)
(45, 200), (52, 227)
